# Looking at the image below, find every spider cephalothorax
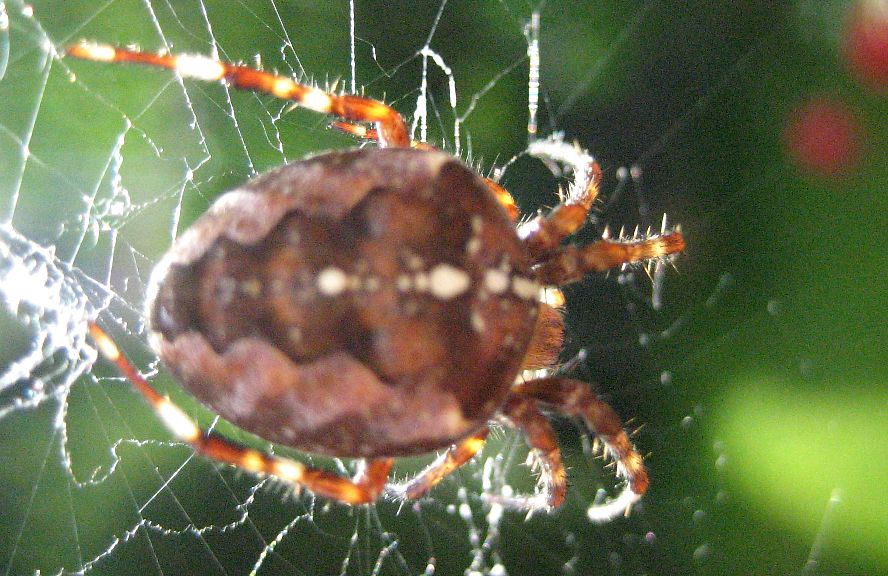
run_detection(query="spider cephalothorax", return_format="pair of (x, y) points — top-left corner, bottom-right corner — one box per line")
(73, 41), (684, 518)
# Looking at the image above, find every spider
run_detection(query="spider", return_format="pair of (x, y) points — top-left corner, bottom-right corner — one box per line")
(70, 41), (684, 518)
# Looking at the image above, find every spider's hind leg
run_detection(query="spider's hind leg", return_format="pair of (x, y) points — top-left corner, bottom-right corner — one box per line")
(483, 394), (568, 511)
(88, 323), (392, 504)
(516, 136), (685, 277)
(386, 428), (490, 501)
(512, 377), (648, 521)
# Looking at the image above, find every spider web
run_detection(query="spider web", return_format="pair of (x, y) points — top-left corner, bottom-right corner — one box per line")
(2, 1), (886, 575)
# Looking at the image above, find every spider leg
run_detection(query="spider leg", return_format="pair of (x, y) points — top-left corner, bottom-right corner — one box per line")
(67, 43), (409, 148)
(517, 137), (685, 275)
(512, 377), (648, 521)
(534, 226), (685, 286)
(330, 121), (435, 150)
(520, 158), (603, 259)
(88, 323), (392, 504)
(331, 120), (520, 220)
(386, 428), (489, 501)
(483, 394), (567, 510)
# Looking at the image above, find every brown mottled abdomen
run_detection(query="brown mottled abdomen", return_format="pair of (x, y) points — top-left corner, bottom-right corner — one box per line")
(146, 148), (538, 457)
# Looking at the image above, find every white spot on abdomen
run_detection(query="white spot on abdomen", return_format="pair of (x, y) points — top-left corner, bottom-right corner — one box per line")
(240, 277), (263, 298)
(471, 311), (486, 332)
(396, 274), (413, 291)
(484, 269), (510, 294)
(428, 263), (471, 299)
(317, 267), (348, 296)
(511, 276), (540, 300)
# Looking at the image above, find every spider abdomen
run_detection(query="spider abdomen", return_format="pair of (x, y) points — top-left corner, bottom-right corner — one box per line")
(146, 148), (540, 457)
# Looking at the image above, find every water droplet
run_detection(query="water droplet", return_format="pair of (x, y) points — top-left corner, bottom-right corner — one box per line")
(616, 166), (629, 181)
(692, 509), (706, 525)
(693, 543), (711, 564)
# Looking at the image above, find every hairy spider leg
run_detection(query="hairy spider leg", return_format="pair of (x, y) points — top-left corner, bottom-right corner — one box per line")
(513, 377), (649, 520)
(388, 428), (490, 501)
(87, 322), (393, 504)
(534, 226), (686, 285)
(66, 43), (410, 148)
(391, 395), (568, 510)
(490, 394), (568, 510)
(520, 159), (603, 259)
(330, 120), (521, 221)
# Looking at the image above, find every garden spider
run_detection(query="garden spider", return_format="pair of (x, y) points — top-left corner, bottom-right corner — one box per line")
(70, 41), (684, 519)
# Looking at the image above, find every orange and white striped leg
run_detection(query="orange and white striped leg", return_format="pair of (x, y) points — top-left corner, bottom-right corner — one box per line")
(67, 43), (409, 148)
(387, 428), (489, 501)
(330, 121), (436, 150)
(88, 322), (392, 504)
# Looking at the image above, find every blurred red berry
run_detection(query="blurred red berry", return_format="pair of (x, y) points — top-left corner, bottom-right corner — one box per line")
(843, 1), (888, 92)
(784, 98), (863, 178)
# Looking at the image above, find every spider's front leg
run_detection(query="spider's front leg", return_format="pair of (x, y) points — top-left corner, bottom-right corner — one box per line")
(66, 43), (409, 148)
(534, 223), (685, 285)
(88, 323), (393, 504)
(517, 137), (685, 272)
(519, 157), (603, 259)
